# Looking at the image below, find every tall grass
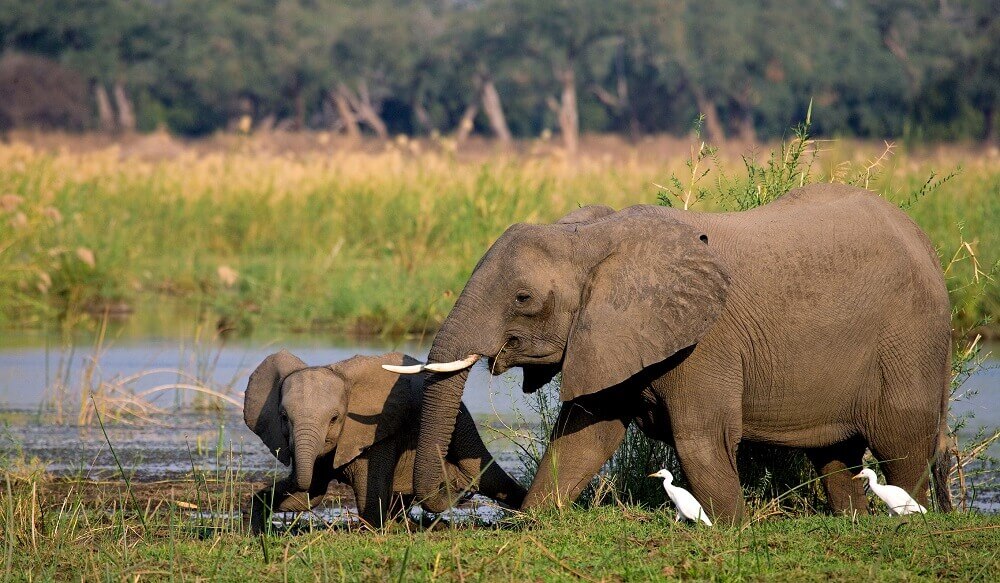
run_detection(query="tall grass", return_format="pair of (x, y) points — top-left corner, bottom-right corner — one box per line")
(0, 134), (996, 336)
(3, 458), (998, 581)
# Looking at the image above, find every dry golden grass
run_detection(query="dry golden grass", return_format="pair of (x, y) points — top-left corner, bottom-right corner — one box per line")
(0, 132), (996, 335)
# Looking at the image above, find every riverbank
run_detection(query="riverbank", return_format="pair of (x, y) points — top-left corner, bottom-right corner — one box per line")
(3, 473), (998, 582)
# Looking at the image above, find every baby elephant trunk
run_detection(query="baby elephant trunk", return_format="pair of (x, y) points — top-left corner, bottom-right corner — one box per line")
(292, 426), (324, 491)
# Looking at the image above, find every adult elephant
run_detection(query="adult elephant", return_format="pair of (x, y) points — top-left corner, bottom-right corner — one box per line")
(389, 184), (952, 523)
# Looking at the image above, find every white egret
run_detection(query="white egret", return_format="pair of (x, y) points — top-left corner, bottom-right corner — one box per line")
(853, 468), (927, 515)
(648, 469), (713, 526)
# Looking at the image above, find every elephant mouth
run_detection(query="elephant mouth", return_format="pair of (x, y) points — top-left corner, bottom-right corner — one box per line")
(487, 352), (562, 376)
(485, 333), (565, 376)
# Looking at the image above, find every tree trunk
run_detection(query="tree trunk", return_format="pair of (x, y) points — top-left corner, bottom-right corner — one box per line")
(293, 91), (306, 130)
(481, 78), (513, 144)
(94, 83), (115, 132)
(112, 82), (135, 132)
(734, 82), (757, 142)
(591, 75), (641, 142)
(320, 96), (337, 130)
(737, 109), (756, 142)
(883, 28), (921, 98)
(690, 84), (724, 143)
(334, 82), (388, 139)
(455, 101), (479, 145)
(621, 70), (641, 142)
(256, 114), (277, 132)
(984, 105), (997, 144)
(591, 44), (641, 142)
(331, 86), (361, 139)
(354, 81), (389, 139)
(413, 99), (433, 135)
(553, 67), (579, 155)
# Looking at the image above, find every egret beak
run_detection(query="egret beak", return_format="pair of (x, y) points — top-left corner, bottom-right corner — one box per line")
(851, 475), (862, 480)
(647, 473), (657, 478)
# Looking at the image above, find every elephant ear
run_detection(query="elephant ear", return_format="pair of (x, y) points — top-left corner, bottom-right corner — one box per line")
(331, 353), (422, 469)
(244, 349), (306, 465)
(561, 213), (731, 401)
(556, 205), (616, 225)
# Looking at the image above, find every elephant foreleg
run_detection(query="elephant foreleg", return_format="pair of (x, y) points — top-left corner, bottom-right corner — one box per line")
(247, 476), (329, 535)
(349, 440), (402, 528)
(672, 434), (744, 524)
(523, 400), (629, 509)
(664, 363), (745, 524)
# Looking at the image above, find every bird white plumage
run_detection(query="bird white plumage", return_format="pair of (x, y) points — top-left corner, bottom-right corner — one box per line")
(648, 469), (712, 526)
(853, 468), (927, 515)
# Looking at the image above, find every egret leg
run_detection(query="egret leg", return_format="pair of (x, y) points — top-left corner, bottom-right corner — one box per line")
(805, 436), (870, 515)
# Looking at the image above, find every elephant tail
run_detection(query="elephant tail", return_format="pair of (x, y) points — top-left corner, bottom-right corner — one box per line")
(932, 343), (954, 513)
(933, 427), (953, 512)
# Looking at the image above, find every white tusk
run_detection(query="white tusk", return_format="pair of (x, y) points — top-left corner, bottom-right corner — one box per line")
(423, 354), (480, 373)
(382, 354), (480, 375)
(382, 363), (427, 374)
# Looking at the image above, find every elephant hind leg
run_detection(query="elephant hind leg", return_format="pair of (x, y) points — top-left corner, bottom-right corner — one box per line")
(864, 333), (948, 507)
(805, 436), (869, 515)
(866, 433), (936, 507)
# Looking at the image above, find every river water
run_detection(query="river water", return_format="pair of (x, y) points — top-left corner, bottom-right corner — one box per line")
(0, 332), (533, 417)
(0, 314), (996, 510)
(0, 316), (541, 482)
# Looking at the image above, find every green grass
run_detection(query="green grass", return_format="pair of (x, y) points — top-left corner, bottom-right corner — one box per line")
(3, 485), (998, 582)
(0, 136), (997, 336)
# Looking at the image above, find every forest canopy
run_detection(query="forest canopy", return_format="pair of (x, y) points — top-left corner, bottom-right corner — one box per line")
(0, 0), (997, 143)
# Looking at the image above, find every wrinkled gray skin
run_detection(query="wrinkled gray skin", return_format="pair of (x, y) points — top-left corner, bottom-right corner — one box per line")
(415, 184), (952, 522)
(244, 351), (525, 533)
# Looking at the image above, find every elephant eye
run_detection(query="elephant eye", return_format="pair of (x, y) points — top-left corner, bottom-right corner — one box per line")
(515, 291), (531, 304)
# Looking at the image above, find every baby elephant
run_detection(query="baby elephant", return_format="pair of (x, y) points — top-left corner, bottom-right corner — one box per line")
(243, 350), (525, 533)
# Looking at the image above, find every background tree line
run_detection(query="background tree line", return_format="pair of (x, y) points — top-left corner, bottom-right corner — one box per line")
(1, 0), (997, 147)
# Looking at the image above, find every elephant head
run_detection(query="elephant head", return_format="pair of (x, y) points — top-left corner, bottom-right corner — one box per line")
(407, 206), (731, 511)
(245, 350), (419, 491)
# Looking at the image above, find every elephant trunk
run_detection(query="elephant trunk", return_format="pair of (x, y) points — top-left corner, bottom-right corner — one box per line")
(415, 292), (490, 513)
(415, 366), (471, 512)
(292, 426), (323, 491)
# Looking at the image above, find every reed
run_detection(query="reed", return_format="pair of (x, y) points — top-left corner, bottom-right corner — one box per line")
(0, 134), (995, 336)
